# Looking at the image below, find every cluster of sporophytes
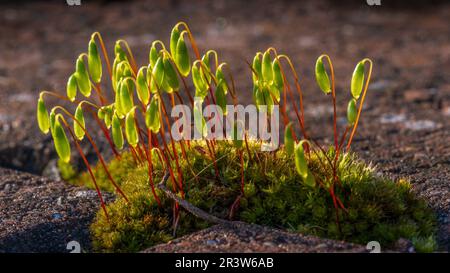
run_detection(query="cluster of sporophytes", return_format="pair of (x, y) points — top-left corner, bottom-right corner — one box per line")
(37, 22), (437, 252)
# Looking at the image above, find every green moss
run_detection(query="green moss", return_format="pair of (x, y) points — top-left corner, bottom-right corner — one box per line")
(69, 140), (437, 252)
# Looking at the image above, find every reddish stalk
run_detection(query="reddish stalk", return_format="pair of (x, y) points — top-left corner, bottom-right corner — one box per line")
(59, 116), (109, 220)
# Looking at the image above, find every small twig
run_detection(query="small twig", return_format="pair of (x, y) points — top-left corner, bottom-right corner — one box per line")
(157, 172), (233, 225)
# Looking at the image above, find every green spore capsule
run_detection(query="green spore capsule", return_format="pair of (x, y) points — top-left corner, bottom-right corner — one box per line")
(112, 112), (124, 150)
(295, 140), (309, 178)
(175, 34), (190, 77)
(272, 58), (284, 90)
(252, 53), (262, 85)
(37, 97), (50, 134)
(170, 26), (180, 60)
(149, 44), (159, 69)
(347, 98), (358, 125)
(152, 56), (165, 88)
(315, 56), (331, 94)
(74, 104), (85, 140)
(75, 56), (91, 97)
(136, 67), (149, 105)
(119, 79), (134, 114)
(53, 118), (71, 163)
(163, 56), (179, 92)
(262, 50), (273, 84)
(284, 122), (294, 156)
(66, 74), (77, 102)
(192, 63), (208, 99)
(351, 61), (365, 100)
(88, 38), (102, 83)
(125, 107), (139, 147)
(145, 96), (161, 133)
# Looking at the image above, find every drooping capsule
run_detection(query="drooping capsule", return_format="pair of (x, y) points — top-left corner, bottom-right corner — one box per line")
(272, 58), (284, 90)
(149, 43), (159, 69)
(136, 67), (149, 105)
(175, 33), (190, 77)
(88, 38), (102, 83)
(347, 98), (358, 125)
(73, 104), (85, 140)
(284, 122), (294, 156)
(261, 50), (273, 83)
(192, 62), (208, 99)
(119, 79), (134, 114)
(152, 56), (165, 88)
(125, 107), (139, 147)
(145, 96), (161, 133)
(37, 97), (50, 134)
(75, 56), (91, 97)
(315, 56), (331, 94)
(163, 56), (179, 92)
(53, 118), (71, 163)
(215, 80), (228, 115)
(252, 53), (262, 85)
(111, 112), (124, 149)
(170, 26), (180, 60)
(351, 61), (365, 100)
(66, 74), (77, 102)
(294, 140), (309, 178)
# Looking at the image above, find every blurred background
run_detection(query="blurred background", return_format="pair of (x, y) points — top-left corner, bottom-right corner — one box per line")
(0, 0), (448, 180)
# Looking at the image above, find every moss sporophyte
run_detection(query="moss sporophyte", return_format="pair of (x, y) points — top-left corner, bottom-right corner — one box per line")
(36, 22), (437, 252)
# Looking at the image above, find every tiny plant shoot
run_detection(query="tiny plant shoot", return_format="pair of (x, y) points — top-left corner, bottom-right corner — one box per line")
(36, 22), (437, 252)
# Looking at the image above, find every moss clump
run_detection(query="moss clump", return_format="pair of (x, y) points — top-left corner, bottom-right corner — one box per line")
(69, 140), (436, 252)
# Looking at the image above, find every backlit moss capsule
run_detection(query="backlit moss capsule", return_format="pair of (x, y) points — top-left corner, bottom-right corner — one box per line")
(37, 97), (50, 134)
(303, 171), (316, 188)
(192, 63), (208, 99)
(264, 86), (274, 114)
(272, 58), (284, 90)
(269, 85), (280, 103)
(216, 64), (228, 94)
(53, 118), (71, 163)
(66, 74), (77, 102)
(115, 81), (125, 118)
(74, 104), (85, 140)
(49, 110), (56, 133)
(170, 26), (180, 60)
(104, 106), (113, 129)
(97, 107), (105, 119)
(163, 56), (179, 92)
(149, 44), (159, 69)
(252, 53), (262, 85)
(136, 67), (149, 105)
(114, 41), (126, 60)
(284, 122), (294, 156)
(215, 80), (228, 115)
(152, 56), (165, 88)
(347, 98), (358, 125)
(119, 79), (134, 114)
(145, 96), (161, 133)
(351, 61), (365, 100)
(262, 50), (273, 84)
(75, 57), (91, 97)
(315, 56), (331, 94)
(125, 107), (139, 147)
(88, 38), (102, 83)
(111, 113), (124, 149)
(175, 33), (190, 77)
(295, 140), (309, 178)
(201, 53), (212, 84)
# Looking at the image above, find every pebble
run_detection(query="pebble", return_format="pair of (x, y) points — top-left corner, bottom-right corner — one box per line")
(206, 239), (218, 246)
(57, 196), (63, 206)
(379, 113), (406, 124)
(404, 120), (438, 131)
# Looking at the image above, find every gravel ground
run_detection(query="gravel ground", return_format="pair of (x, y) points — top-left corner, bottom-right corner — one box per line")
(144, 222), (368, 253)
(0, 167), (113, 253)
